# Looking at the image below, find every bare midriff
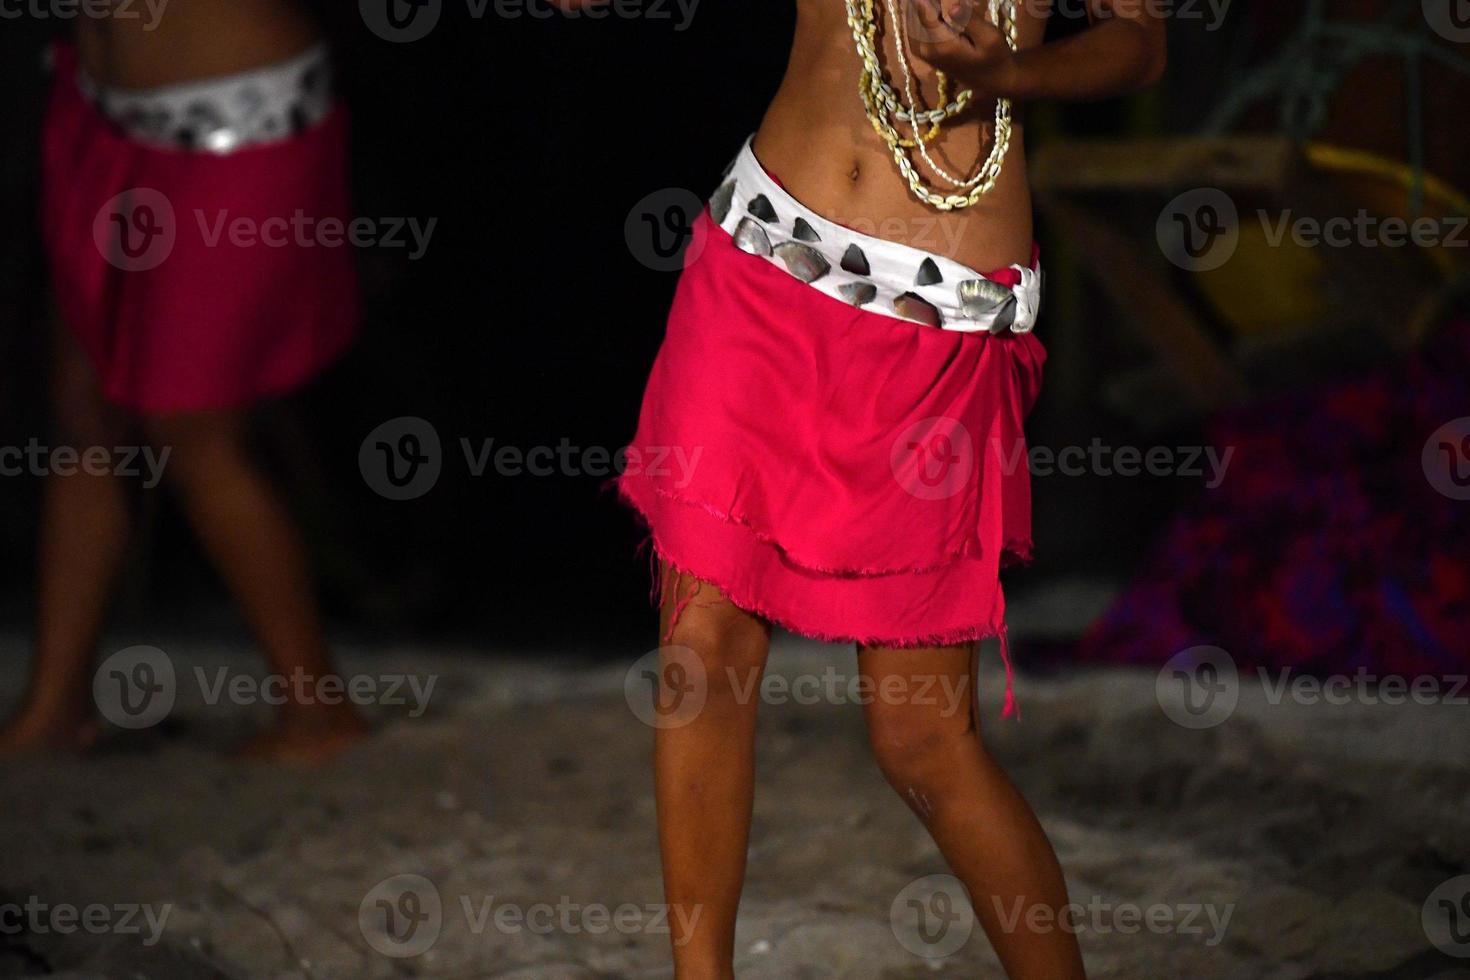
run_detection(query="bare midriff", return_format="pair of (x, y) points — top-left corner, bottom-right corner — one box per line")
(753, 0), (1048, 272)
(75, 0), (320, 89)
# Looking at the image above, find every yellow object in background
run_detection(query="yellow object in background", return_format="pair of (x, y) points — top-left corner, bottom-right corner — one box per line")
(1194, 219), (1330, 338)
(1196, 143), (1469, 340)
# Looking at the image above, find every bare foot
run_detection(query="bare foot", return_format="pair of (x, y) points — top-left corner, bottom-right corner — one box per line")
(0, 709), (102, 757)
(232, 709), (370, 765)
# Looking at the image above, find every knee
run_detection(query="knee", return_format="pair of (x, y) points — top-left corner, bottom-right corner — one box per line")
(662, 585), (769, 707)
(142, 412), (245, 487)
(864, 700), (978, 791)
(49, 355), (125, 449)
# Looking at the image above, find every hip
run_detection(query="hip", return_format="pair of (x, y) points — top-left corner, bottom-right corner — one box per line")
(698, 135), (1043, 338)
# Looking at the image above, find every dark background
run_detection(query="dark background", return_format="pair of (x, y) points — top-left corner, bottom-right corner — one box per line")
(0, 1), (1463, 657)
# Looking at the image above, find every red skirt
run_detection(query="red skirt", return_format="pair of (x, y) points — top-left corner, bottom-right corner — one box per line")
(619, 205), (1046, 680)
(40, 44), (359, 415)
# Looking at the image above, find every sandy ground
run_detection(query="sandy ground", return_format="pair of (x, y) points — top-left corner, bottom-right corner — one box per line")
(0, 630), (1467, 980)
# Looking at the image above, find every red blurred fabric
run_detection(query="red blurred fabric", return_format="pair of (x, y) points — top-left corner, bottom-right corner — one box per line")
(40, 44), (359, 415)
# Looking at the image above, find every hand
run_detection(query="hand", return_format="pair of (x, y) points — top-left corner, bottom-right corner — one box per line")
(907, 0), (1017, 98)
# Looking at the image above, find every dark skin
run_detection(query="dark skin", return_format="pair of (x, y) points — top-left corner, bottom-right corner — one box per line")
(1, 1), (364, 762)
(565, 0), (1166, 273)
(911, 0), (1168, 103)
(656, 573), (1086, 980)
(75, 0), (320, 88)
(560, 0), (1165, 976)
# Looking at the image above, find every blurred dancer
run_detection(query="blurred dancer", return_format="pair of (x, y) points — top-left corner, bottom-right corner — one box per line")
(1, 0), (363, 762)
(606, 0), (1165, 976)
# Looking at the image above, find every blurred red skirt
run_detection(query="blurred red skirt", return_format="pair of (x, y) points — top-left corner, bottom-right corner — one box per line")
(618, 203), (1045, 682)
(40, 44), (359, 415)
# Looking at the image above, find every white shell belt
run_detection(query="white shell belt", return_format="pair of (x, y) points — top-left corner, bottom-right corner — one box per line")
(710, 137), (1041, 335)
(75, 43), (334, 154)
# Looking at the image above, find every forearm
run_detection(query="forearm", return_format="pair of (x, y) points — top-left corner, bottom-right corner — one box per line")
(995, 16), (1167, 102)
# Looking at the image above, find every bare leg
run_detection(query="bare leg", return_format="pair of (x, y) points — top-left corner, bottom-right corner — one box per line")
(143, 410), (365, 763)
(654, 563), (771, 979)
(859, 642), (1085, 980)
(0, 326), (130, 754)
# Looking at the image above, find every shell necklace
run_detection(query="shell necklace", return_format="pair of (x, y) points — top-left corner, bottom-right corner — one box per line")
(846, 0), (1020, 211)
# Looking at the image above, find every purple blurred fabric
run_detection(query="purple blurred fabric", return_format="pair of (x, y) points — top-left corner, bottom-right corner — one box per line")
(1079, 319), (1470, 676)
